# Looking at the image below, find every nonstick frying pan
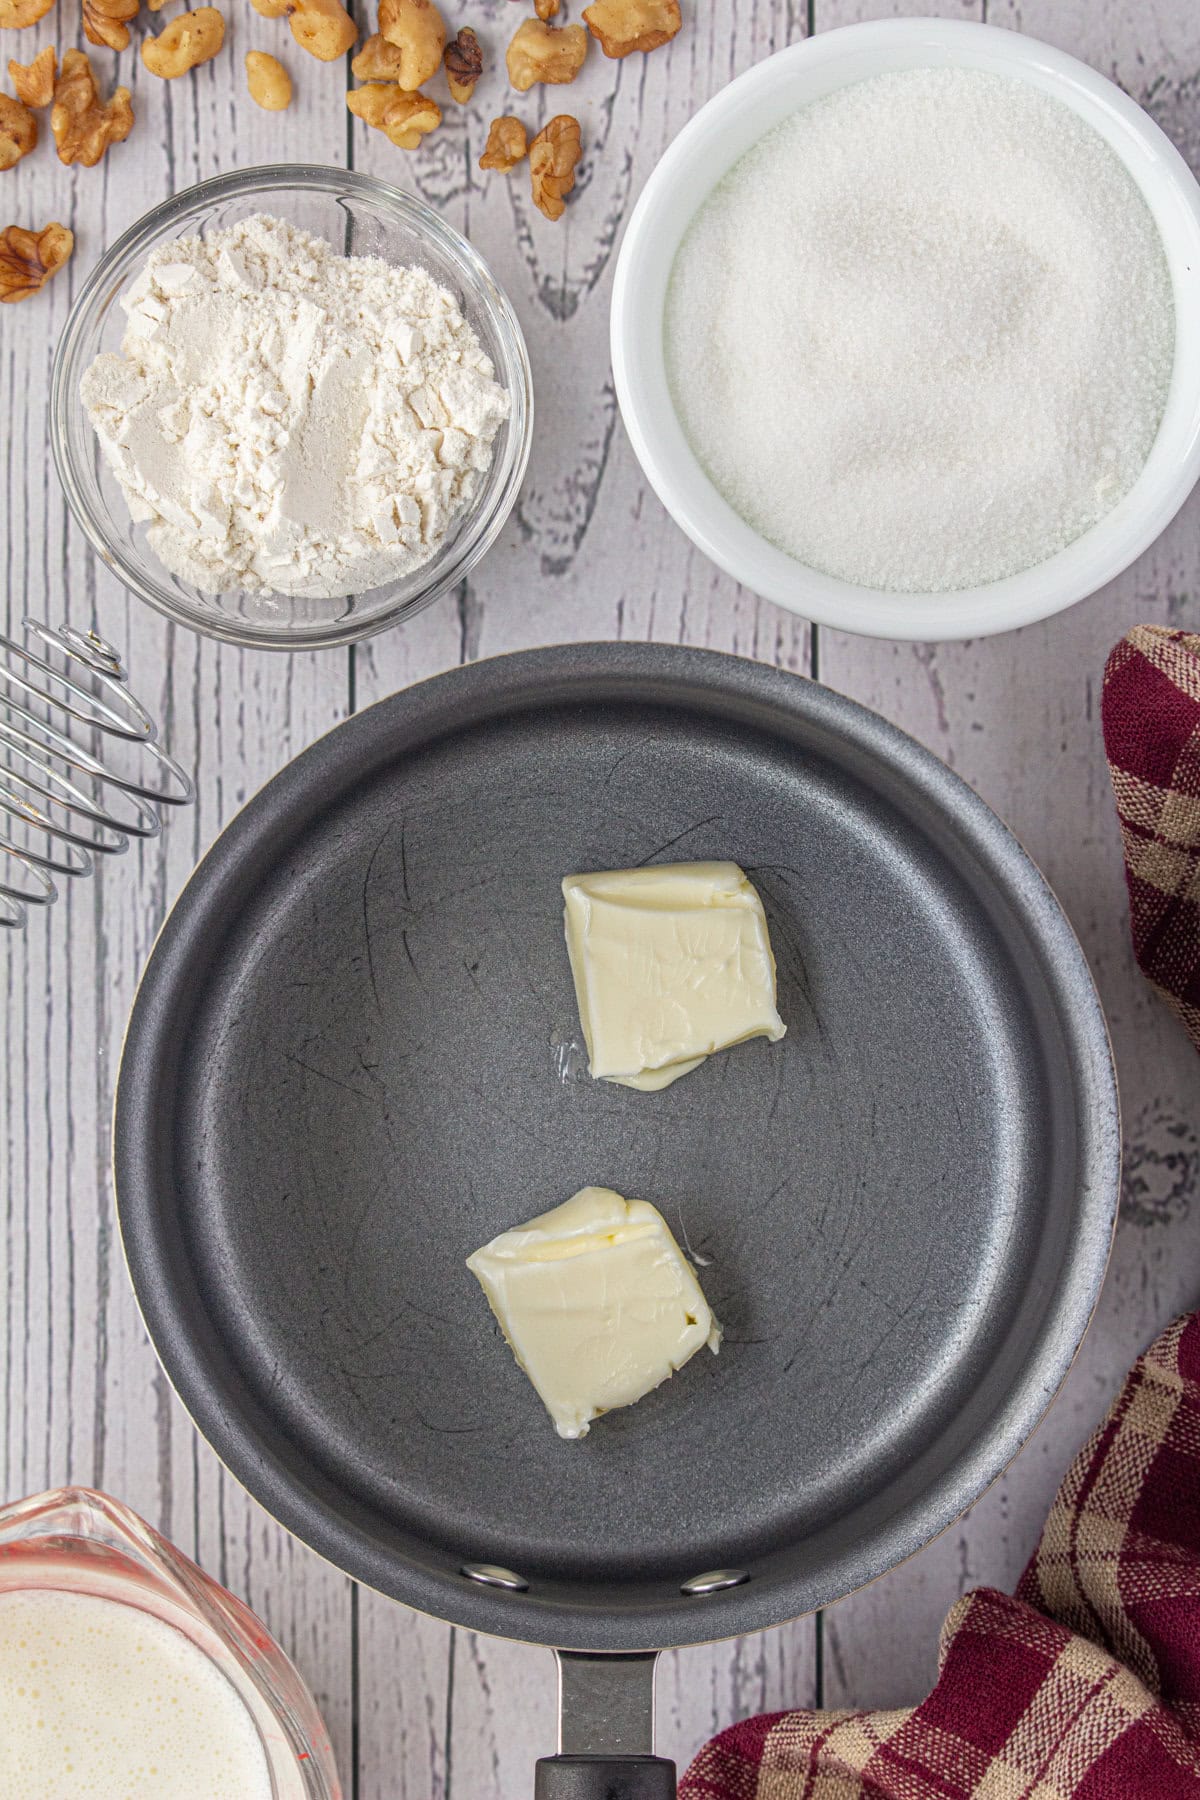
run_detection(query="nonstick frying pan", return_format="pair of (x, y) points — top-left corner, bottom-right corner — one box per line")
(114, 644), (1120, 1796)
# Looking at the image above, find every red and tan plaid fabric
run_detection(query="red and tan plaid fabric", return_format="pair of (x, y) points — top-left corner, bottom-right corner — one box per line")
(1103, 626), (1200, 1050)
(681, 1312), (1200, 1798)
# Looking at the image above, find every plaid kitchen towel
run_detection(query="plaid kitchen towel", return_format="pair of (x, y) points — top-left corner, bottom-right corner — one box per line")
(1102, 625), (1200, 1050)
(681, 1310), (1200, 1798)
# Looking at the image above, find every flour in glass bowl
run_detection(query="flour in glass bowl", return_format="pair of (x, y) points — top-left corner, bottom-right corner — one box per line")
(82, 214), (511, 599)
(664, 67), (1175, 594)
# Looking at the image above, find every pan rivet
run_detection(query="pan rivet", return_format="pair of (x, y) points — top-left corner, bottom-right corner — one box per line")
(681, 1568), (750, 1596)
(461, 1562), (530, 1592)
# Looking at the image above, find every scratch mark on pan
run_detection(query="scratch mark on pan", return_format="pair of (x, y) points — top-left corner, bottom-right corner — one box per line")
(636, 815), (722, 866)
(411, 1408), (485, 1436)
(399, 816), (411, 907)
(604, 736), (657, 788)
(284, 1054), (375, 1104)
(362, 828), (389, 1013)
(347, 1295), (456, 1356)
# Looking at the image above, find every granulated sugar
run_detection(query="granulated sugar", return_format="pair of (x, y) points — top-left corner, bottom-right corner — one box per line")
(664, 67), (1175, 594)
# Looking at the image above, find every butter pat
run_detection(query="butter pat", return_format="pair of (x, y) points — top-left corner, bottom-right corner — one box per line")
(466, 1187), (721, 1439)
(561, 861), (786, 1091)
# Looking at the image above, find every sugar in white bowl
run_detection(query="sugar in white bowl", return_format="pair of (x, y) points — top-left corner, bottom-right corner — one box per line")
(664, 66), (1175, 595)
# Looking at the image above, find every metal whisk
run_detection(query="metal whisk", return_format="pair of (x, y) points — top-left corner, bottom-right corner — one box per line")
(0, 618), (193, 930)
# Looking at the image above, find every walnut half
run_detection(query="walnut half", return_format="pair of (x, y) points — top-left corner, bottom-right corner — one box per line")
(506, 18), (587, 92)
(582, 0), (681, 58)
(529, 112), (580, 221)
(8, 45), (56, 108)
(0, 221), (73, 304)
(142, 7), (225, 78)
(0, 91), (35, 167)
(346, 82), (441, 150)
(0, 0), (53, 29)
(51, 49), (133, 167)
(443, 25), (481, 104)
(83, 0), (141, 54)
(350, 33), (403, 81)
(245, 49), (291, 109)
(479, 113), (526, 174)
(377, 0), (444, 90)
(288, 0), (357, 63)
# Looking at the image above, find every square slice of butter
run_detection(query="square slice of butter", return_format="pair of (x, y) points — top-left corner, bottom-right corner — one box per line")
(561, 861), (786, 1091)
(466, 1186), (721, 1440)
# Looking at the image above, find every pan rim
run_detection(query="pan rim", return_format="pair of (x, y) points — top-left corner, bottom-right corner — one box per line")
(113, 642), (1121, 1652)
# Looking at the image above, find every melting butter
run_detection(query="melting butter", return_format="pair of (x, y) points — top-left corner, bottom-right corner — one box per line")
(466, 1186), (721, 1439)
(561, 861), (786, 1091)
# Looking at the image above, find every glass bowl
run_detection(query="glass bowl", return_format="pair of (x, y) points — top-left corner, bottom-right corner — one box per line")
(51, 166), (534, 652)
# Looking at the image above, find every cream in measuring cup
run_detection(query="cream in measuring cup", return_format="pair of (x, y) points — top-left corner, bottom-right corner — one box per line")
(0, 1587), (274, 1798)
(0, 1487), (340, 1799)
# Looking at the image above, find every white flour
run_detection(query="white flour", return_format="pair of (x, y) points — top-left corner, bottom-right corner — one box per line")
(82, 214), (510, 598)
(665, 68), (1175, 594)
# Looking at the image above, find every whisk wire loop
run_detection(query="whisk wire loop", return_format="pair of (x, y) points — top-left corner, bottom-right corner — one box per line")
(0, 618), (194, 929)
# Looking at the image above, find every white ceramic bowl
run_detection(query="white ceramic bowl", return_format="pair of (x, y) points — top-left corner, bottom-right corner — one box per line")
(611, 19), (1200, 641)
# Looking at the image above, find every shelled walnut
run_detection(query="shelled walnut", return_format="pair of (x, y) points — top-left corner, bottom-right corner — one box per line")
(443, 26), (480, 103)
(479, 113), (526, 173)
(245, 48), (290, 108)
(506, 18), (586, 91)
(377, 0), (444, 91)
(346, 80), (391, 128)
(379, 88), (439, 148)
(51, 50), (132, 166)
(84, 0), (140, 54)
(0, 91), (35, 167)
(288, 0), (356, 62)
(582, 0), (680, 57)
(347, 81), (440, 149)
(351, 33), (403, 80)
(8, 45), (55, 107)
(142, 7), (224, 77)
(529, 112), (580, 219)
(0, 221), (72, 302)
(0, 0), (54, 29)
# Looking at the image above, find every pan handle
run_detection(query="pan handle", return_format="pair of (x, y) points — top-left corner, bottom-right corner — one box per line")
(534, 1650), (676, 1798)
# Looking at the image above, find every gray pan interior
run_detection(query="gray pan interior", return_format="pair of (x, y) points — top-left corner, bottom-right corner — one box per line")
(114, 644), (1119, 1652)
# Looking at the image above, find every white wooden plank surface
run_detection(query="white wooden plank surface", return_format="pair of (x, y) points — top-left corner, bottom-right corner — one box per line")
(2, 0), (1199, 1792)
(814, 0), (1200, 1709)
(0, 12), (359, 1777)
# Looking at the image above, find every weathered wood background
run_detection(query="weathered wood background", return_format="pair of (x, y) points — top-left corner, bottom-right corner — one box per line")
(3, 0), (1200, 1790)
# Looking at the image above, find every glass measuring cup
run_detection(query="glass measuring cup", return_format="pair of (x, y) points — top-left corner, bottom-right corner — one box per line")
(0, 1486), (342, 1798)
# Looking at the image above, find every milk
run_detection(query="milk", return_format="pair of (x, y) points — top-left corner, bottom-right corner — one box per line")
(0, 1586), (274, 1799)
